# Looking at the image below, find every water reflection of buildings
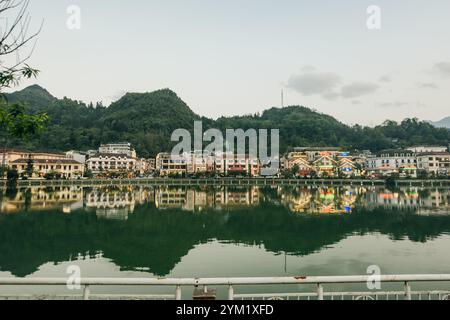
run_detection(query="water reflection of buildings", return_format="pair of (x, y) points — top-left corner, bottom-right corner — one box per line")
(0, 187), (83, 214)
(362, 189), (422, 210)
(417, 189), (450, 215)
(1, 185), (450, 217)
(155, 187), (260, 212)
(357, 187), (450, 215)
(279, 187), (360, 214)
(85, 187), (155, 220)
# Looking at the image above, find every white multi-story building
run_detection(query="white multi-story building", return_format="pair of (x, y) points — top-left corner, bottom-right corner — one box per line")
(99, 143), (137, 158)
(366, 149), (417, 177)
(66, 150), (87, 164)
(417, 153), (450, 176)
(86, 153), (137, 174)
(407, 146), (448, 153)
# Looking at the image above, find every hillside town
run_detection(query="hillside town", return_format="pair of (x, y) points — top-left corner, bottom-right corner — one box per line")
(1, 143), (450, 180)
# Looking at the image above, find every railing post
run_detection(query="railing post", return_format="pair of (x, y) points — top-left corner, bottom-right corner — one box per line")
(175, 285), (182, 300)
(83, 285), (90, 300)
(317, 284), (324, 300)
(405, 282), (412, 300)
(228, 285), (235, 301)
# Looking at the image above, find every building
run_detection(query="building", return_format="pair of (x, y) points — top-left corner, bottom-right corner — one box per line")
(10, 157), (84, 179)
(352, 150), (373, 168)
(337, 153), (357, 176)
(156, 152), (261, 177)
(186, 151), (215, 175)
(407, 146), (448, 153)
(417, 153), (450, 176)
(1, 150), (84, 179)
(283, 152), (313, 177)
(292, 147), (343, 162)
(136, 158), (156, 175)
(86, 153), (137, 174)
(1, 150), (68, 165)
(313, 153), (338, 177)
(66, 150), (87, 164)
(0, 149), (27, 167)
(366, 149), (417, 177)
(98, 143), (137, 158)
(156, 153), (187, 176)
(284, 148), (358, 177)
(222, 154), (260, 177)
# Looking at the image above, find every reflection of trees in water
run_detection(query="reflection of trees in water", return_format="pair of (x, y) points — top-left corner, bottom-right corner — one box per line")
(1, 200), (450, 277)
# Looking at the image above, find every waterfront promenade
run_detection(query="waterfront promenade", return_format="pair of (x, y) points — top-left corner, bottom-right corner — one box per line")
(1, 178), (450, 188)
(1, 275), (450, 300)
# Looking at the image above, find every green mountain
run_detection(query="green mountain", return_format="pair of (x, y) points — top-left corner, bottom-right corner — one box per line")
(4, 87), (200, 157)
(429, 117), (450, 129)
(5, 84), (57, 110)
(3, 85), (450, 157)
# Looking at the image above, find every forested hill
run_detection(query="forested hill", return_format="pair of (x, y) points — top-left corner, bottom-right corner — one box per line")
(3, 85), (450, 157)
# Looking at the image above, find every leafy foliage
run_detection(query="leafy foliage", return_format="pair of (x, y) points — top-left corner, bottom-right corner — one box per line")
(0, 101), (48, 140)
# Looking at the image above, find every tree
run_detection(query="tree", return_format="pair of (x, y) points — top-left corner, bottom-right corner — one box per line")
(83, 169), (93, 179)
(0, 102), (48, 166)
(417, 169), (428, 180)
(291, 164), (300, 177)
(0, 0), (43, 92)
(6, 167), (18, 185)
(0, 0), (47, 171)
(25, 152), (33, 177)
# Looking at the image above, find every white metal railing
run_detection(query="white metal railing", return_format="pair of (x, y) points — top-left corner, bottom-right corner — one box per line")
(1, 275), (450, 300)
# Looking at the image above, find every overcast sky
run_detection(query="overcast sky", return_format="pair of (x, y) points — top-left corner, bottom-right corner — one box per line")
(5, 0), (450, 125)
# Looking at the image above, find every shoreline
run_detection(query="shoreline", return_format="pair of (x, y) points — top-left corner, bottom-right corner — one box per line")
(1, 178), (450, 188)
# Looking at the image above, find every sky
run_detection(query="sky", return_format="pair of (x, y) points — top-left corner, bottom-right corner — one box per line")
(4, 0), (450, 126)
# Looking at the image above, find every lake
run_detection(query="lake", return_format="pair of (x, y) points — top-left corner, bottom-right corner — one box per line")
(1, 184), (450, 299)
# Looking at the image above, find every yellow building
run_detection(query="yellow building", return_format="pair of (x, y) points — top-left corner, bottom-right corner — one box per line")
(10, 158), (84, 179)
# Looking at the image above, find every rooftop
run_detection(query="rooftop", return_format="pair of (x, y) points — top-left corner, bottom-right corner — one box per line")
(90, 153), (132, 158)
(293, 147), (343, 152)
(11, 158), (83, 164)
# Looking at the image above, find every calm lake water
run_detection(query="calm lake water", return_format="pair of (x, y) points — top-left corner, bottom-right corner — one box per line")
(1, 184), (450, 298)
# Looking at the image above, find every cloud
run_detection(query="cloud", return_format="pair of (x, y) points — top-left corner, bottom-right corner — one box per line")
(378, 101), (409, 108)
(379, 75), (391, 83)
(417, 82), (438, 89)
(300, 65), (316, 72)
(432, 62), (450, 77)
(377, 101), (426, 109)
(341, 82), (379, 98)
(286, 70), (341, 97)
(351, 100), (362, 105)
(286, 68), (382, 101)
(322, 92), (341, 101)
